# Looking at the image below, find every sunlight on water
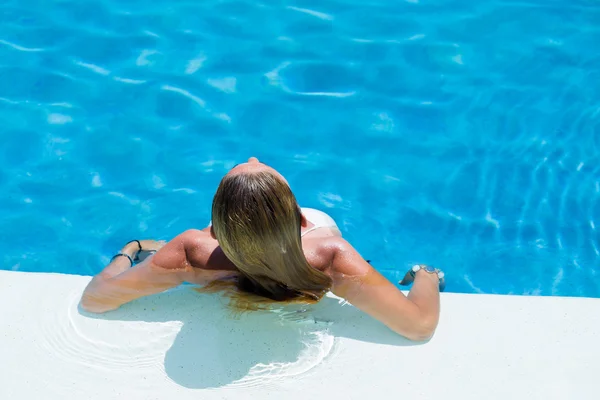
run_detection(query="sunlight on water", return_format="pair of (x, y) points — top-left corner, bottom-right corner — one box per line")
(0, 0), (598, 342)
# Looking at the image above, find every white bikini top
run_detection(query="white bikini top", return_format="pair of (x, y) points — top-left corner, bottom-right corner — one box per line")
(300, 208), (339, 237)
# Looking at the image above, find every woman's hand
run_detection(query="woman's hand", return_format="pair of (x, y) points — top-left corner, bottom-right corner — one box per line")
(117, 240), (167, 264)
(121, 240), (167, 263)
(138, 240), (167, 252)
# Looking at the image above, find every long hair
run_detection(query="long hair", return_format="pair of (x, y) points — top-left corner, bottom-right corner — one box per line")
(202, 170), (332, 311)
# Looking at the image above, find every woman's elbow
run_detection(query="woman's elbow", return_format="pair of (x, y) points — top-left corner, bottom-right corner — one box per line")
(398, 317), (438, 342)
(407, 326), (436, 342)
(79, 293), (117, 314)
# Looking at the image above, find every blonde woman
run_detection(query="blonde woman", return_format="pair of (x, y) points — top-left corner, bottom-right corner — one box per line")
(81, 157), (445, 341)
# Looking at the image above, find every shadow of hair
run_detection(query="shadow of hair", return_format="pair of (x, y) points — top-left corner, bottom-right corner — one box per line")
(79, 285), (424, 389)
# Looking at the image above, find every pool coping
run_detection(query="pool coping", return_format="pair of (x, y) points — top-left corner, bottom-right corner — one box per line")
(1, 270), (598, 400)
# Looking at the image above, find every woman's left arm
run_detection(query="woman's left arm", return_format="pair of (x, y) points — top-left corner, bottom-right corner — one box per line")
(80, 239), (186, 313)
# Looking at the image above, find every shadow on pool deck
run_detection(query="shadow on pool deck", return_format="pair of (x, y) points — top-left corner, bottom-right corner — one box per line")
(80, 286), (421, 389)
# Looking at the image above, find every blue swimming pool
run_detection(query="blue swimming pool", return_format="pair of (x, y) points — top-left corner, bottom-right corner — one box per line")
(1, 0), (599, 297)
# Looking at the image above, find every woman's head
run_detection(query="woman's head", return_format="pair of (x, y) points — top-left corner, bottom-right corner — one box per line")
(209, 157), (332, 308)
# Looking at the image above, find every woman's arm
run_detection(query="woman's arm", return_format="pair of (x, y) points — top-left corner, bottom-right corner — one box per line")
(328, 238), (441, 341)
(80, 234), (198, 313)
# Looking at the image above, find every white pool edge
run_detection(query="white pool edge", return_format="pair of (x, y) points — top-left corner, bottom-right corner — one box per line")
(1, 270), (599, 400)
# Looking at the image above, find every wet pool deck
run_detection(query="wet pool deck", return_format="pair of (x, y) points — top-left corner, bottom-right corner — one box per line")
(1, 270), (598, 399)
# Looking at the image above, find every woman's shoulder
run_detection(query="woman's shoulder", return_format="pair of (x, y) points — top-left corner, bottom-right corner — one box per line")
(305, 236), (367, 276)
(153, 229), (216, 270)
(329, 237), (371, 276)
(177, 228), (212, 244)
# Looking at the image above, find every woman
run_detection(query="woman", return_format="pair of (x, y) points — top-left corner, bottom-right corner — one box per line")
(81, 157), (444, 341)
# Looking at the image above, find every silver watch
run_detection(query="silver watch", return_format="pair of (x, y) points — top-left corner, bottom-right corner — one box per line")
(399, 264), (446, 292)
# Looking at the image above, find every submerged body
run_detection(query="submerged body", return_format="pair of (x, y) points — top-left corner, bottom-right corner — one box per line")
(81, 158), (442, 341)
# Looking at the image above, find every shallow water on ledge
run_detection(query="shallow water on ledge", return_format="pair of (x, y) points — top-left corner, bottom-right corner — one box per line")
(1, 0), (599, 297)
(36, 286), (395, 390)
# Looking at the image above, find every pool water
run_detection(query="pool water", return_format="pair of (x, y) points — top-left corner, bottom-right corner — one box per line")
(1, 0), (599, 297)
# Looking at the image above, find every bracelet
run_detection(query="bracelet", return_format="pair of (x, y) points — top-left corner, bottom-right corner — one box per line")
(126, 240), (143, 261)
(111, 253), (134, 267)
(399, 264), (446, 292)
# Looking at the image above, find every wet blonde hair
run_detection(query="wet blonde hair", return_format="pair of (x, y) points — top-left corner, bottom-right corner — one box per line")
(203, 170), (332, 311)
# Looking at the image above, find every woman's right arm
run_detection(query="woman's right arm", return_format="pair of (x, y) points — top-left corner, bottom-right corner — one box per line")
(80, 231), (205, 313)
(328, 238), (441, 341)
